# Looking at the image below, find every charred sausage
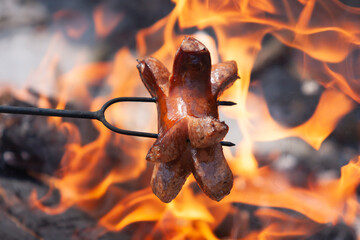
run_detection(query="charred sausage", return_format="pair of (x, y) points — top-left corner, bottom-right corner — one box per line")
(137, 37), (238, 202)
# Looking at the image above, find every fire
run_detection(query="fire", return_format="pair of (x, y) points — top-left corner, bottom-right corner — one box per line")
(53, 10), (89, 39)
(245, 88), (355, 150)
(3, 0), (357, 239)
(93, 4), (124, 38)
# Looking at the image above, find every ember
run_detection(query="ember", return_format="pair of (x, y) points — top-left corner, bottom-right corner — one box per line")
(0, 0), (360, 239)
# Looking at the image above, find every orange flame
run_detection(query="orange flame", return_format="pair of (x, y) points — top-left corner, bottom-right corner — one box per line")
(245, 88), (354, 150)
(93, 4), (124, 38)
(53, 10), (89, 39)
(20, 0), (360, 239)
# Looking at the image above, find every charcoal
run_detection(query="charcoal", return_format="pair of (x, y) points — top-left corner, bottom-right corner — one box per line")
(258, 66), (324, 128)
(0, 91), (67, 175)
(306, 223), (356, 240)
(215, 203), (262, 239)
(0, 172), (130, 240)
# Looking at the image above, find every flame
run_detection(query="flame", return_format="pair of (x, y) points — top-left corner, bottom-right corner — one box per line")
(226, 156), (360, 224)
(242, 208), (322, 239)
(10, 0), (359, 239)
(53, 10), (89, 39)
(245, 87), (354, 150)
(93, 4), (124, 38)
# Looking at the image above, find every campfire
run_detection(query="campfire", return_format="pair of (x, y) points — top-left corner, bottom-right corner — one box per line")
(0, 0), (360, 239)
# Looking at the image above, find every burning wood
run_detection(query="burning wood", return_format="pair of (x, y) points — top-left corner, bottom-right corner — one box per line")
(137, 37), (238, 202)
(0, 90), (67, 174)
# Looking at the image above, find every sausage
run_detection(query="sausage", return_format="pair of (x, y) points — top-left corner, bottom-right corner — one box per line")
(137, 36), (238, 203)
